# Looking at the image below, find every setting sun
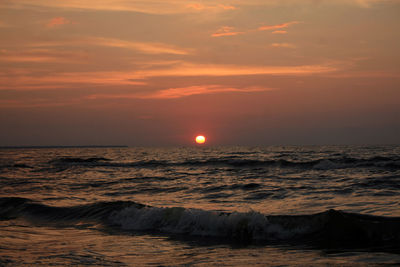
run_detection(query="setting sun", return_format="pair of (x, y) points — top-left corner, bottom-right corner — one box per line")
(195, 135), (206, 144)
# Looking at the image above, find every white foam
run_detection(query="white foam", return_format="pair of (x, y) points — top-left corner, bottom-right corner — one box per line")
(109, 206), (311, 240)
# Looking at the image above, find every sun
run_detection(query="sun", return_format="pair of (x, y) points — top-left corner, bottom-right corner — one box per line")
(195, 135), (206, 144)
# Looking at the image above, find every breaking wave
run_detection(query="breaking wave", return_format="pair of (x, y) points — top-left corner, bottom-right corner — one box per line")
(1, 197), (399, 248)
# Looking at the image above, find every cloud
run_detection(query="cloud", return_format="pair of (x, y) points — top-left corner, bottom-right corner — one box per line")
(211, 26), (244, 37)
(219, 4), (237, 10)
(0, 61), (341, 91)
(2, 0), (237, 15)
(131, 62), (337, 78)
(26, 38), (190, 56)
(1, 0), (395, 16)
(0, 98), (82, 108)
(86, 85), (270, 100)
(229, 0), (397, 8)
(186, 3), (236, 11)
(271, 43), (297, 49)
(0, 70), (146, 90)
(0, 49), (87, 63)
(143, 85), (267, 99)
(46, 17), (71, 28)
(352, 0), (391, 7)
(272, 30), (288, 34)
(325, 70), (400, 78)
(258, 21), (301, 31)
(90, 37), (190, 55)
(212, 21), (300, 38)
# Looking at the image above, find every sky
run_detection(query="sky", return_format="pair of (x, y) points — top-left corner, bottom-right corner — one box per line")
(0, 0), (399, 146)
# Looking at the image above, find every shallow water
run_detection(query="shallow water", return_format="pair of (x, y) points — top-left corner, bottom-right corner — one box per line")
(1, 146), (399, 265)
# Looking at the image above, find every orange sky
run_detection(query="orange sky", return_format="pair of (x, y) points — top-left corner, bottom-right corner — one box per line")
(1, 0), (399, 146)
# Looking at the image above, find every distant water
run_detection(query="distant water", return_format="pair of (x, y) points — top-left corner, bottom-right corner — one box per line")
(1, 146), (399, 266)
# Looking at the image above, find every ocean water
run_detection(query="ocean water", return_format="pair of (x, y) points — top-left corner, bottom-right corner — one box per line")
(0, 145), (399, 266)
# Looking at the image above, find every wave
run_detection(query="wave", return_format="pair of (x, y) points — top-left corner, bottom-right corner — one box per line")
(0, 197), (141, 223)
(1, 197), (399, 248)
(46, 155), (400, 170)
(0, 163), (32, 170)
(49, 157), (111, 164)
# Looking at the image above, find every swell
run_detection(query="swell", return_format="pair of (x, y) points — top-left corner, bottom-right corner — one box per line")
(0, 197), (141, 222)
(0, 163), (32, 170)
(48, 156), (400, 170)
(1, 197), (400, 248)
(49, 157), (111, 164)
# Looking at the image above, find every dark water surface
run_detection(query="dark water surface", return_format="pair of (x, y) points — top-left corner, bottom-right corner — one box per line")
(1, 146), (399, 265)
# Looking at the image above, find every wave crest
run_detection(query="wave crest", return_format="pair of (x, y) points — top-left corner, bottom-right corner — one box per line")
(1, 197), (399, 247)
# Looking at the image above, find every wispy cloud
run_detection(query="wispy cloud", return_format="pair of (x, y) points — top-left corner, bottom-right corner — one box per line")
(87, 85), (269, 100)
(211, 26), (244, 37)
(131, 62), (337, 78)
(26, 38), (190, 56)
(326, 70), (400, 78)
(89, 37), (190, 55)
(212, 21), (301, 38)
(258, 21), (301, 31)
(0, 98), (83, 108)
(230, 0), (395, 8)
(0, 70), (146, 90)
(143, 85), (266, 99)
(219, 4), (236, 10)
(186, 3), (236, 11)
(0, 49), (87, 63)
(46, 17), (71, 28)
(0, 61), (341, 91)
(272, 30), (288, 34)
(271, 43), (297, 49)
(2, 0), (237, 15)
(1, 0), (394, 15)
(352, 0), (388, 8)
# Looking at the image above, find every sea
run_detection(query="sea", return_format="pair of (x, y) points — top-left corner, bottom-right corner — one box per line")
(0, 145), (399, 266)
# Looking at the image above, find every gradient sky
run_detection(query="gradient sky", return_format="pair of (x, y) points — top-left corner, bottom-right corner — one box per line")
(1, 0), (399, 146)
